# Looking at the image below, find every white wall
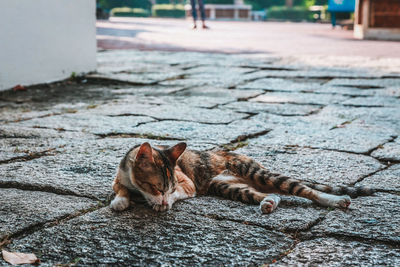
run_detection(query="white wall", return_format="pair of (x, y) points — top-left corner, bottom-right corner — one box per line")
(0, 0), (96, 91)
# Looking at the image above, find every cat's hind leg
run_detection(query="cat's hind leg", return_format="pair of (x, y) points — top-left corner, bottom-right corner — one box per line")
(209, 173), (280, 214)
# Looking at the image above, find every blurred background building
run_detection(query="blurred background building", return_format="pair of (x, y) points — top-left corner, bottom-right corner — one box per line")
(97, 0), (400, 40)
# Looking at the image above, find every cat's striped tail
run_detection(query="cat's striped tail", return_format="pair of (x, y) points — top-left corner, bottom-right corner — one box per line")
(223, 152), (375, 199)
(300, 182), (375, 198)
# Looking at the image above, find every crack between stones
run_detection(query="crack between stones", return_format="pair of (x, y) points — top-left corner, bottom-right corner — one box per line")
(366, 135), (398, 156)
(0, 202), (105, 250)
(221, 129), (271, 151)
(96, 132), (185, 141)
(342, 104), (385, 108)
(287, 142), (393, 163)
(349, 165), (391, 186)
(29, 125), (81, 133)
(301, 232), (400, 248)
(375, 189), (400, 196)
(0, 148), (60, 165)
(244, 96), (325, 106)
(179, 64), (207, 71)
(107, 114), (236, 126)
(4, 111), (64, 124)
(0, 181), (100, 201)
(84, 76), (159, 86)
(237, 92), (265, 102)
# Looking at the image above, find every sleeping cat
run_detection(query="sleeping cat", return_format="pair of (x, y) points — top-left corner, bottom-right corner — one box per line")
(110, 142), (373, 213)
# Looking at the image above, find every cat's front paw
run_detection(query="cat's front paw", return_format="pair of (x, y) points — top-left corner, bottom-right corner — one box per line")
(110, 196), (130, 211)
(152, 204), (170, 212)
(260, 194), (281, 214)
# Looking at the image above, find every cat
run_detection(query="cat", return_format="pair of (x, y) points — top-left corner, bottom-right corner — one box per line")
(110, 142), (374, 213)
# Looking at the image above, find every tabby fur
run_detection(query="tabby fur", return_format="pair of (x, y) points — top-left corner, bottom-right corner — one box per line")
(110, 142), (373, 213)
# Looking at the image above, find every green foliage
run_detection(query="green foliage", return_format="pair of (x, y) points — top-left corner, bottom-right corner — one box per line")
(152, 4), (185, 17)
(244, 0), (327, 10)
(157, 0), (172, 3)
(267, 6), (313, 21)
(205, 0), (234, 4)
(111, 7), (150, 17)
(97, 0), (152, 10)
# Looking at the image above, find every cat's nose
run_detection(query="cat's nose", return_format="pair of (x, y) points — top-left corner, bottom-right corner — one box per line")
(162, 200), (168, 206)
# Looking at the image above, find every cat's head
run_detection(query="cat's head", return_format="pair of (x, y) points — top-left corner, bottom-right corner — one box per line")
(123, 142), (187, 208)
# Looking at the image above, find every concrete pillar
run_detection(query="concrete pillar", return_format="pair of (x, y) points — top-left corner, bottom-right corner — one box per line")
(210, 7), (216, 20)
(234, 8), (239, 20)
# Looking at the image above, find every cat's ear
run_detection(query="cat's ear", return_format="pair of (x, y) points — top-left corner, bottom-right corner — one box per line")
(135, 142), (154, 163)
(165, 142), (186, 164)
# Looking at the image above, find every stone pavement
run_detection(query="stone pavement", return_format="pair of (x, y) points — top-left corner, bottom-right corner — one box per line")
(1, 50), (400, 266)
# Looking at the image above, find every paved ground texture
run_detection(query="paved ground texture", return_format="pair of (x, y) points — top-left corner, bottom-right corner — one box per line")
(1, 49), (400, 266)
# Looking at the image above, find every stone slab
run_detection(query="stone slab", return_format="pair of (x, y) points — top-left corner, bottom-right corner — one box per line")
(0, 126), (95, 162)
(250, 91), (348, 105)
(341, 96), (400, 108)
(236, 145), (383, 186)
(310, 193), (400, 243)
(272, 238), (400, 266)
(238, 78), (327, 92)
(174, 196), (327, 233)
(12, 113), (155, 135)
(238, 77), (384, 97)
(249, 69), (383, 79)
(6, 206), (293, 266)
(249, 111), (396, 154)
(86, 102), (246, 124)
(315, 85), (378, 96)
(132, 117), (270, 144)
(316, 105), (400, 132)
(0, 188), (97, 240)
(110, 85), (186, 97)
(127, 94), (237, 109)
(357, 164), (400, 192)
(174, 86), (263, 101)
(221, 101), (321, 116)
(0, 125), (93, 139)
(182, 68), (269, 88)
(371, 137), (400, 162)
(325, 78), (400, 88)
(0, 138), (64, 162)
(88, 71), (185, 85)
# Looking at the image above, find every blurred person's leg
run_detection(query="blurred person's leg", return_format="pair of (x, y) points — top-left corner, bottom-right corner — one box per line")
(190, 0), (197, 29)
(198, 0), (209, 29)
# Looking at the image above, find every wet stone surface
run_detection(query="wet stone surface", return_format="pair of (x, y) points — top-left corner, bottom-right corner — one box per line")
(174, 196), (328, 233)
(11, 113), (155, 135)
(272, 237), (400, 267)
(0, 188), (97, 240)
(249, 91), (349, 106)
(341, 96), (400, 108)
(7, 206), (293, 266)
(0, 50), (399, 265)
(221, 101), (321, 116)
(371, 137), (400, 162)
(86, 102), (246, 124)
(0, 126), (94, 162)
(132, 118), (270, 144)
(310, 193), (400, 243)
(357, 164), (400, 192)
(250, 115), (395, 154)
